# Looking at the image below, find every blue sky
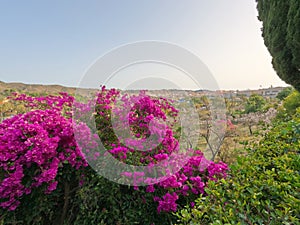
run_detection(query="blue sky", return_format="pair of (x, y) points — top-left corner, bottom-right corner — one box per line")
(0, 0), (288, 90)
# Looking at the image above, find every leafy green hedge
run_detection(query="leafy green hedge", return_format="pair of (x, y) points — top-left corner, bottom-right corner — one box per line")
(72, 170), (176, 225)
(0, 165), (87, 225)
(176, 114), (300, 224)
(0, 165), (177, 225)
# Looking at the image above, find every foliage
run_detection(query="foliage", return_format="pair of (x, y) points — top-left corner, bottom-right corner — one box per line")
(256, 0), (300, 91)
(276, 86), (294, 100)
(72, 158), (227, 225)
(0, 93), (96, 224)
(0, 89), (228, 225)
(176, 113), (300, 224)
(0, 93), (92, 210)
(79, 88), (229, 224)
(283, 90), (300, 116)
(277, 90), (300, 120)
(72, 171), (173, 225)
(244, 94), (266, 114)
(0, 98), (27, 123)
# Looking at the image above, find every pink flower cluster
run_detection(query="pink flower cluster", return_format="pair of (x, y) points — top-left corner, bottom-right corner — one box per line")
(134, 151), (228, 213)
(0, 94), (94, 211)
(93, 88), (181, 167)
(0, 88), (229, 214)
(154, 192), (179, 213)
(152, 155), (228, 213)
(11, 92), (74, 114)
(94, 88), (229, 213)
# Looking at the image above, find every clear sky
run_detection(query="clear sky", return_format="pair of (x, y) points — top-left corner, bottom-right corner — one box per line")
(0, 0), (289, 90)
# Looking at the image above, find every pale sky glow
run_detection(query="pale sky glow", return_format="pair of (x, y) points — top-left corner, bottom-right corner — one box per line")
(0, 0), (289, 90)
(105, 62), (201, 90)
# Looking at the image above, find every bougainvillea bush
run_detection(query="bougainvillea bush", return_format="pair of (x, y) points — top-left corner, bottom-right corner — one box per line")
(0, 93), (97, 224)
(0, 88), (228, 225)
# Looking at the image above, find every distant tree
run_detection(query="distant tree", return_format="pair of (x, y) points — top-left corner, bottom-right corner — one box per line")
(238, 108), (277, 135)
(256, 0), (300, 91)
(283, 90), (300, 115)
(244, 94), (266, 114)
(276, 87), (294, 100)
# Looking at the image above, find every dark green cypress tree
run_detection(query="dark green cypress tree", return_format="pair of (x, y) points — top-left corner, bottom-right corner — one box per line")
(257, 0), (300, 91)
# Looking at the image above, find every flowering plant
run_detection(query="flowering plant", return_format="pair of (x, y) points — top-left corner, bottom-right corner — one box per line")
(0, 87), (228, 217)
(92, 87), (229, 213)
(0, 93), (93, 210)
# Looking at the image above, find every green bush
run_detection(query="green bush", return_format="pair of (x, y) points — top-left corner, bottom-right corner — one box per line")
(276, 90), (300, 120)
(283, 91), (300, 116)
(72, 170), (176, 225)
(244, 94), (266, 114)
(176, 114), (300, 224)
(0, 165), (87, 225)
(0, 165), (176, 225)
(276, 87), (293, 101)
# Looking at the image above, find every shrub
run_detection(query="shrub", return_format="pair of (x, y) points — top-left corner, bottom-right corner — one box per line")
(176, 113), (300, 224)
(283, 90), (300, 116)
(71, 88), (228, 224)
(1, 89), (228, 225)
(276, 87), (293, 101)
(244, 94), (266, 114)
(276, 90), (300, 120)
(0, 93), (94, 224)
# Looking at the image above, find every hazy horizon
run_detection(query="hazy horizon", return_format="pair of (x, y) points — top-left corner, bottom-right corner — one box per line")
(0, 79), (289, 92)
